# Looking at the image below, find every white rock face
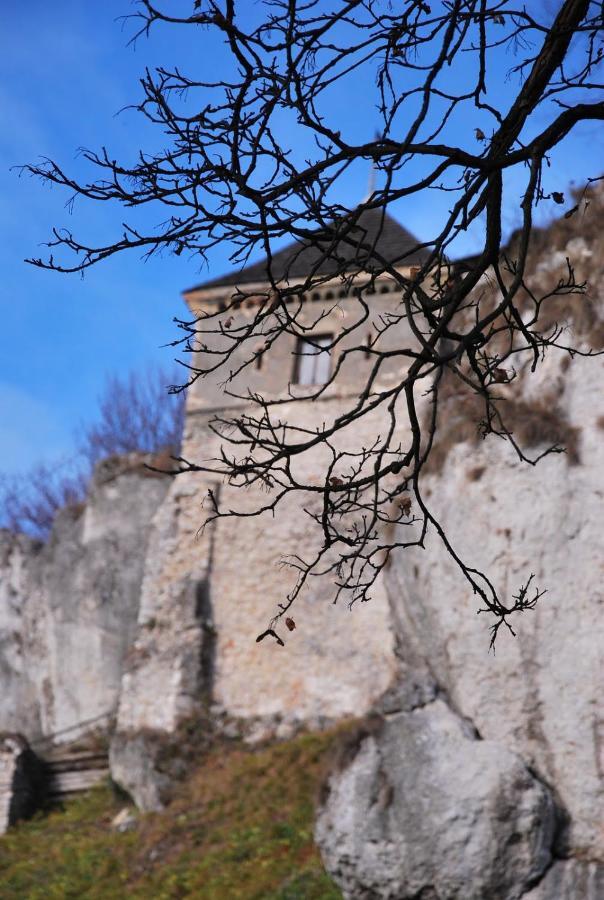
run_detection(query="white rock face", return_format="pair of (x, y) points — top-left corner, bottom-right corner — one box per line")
(523, 860), (604, 900)
(0, 533), (43, 737)
(316, 699), (556, 900)
(384, 352), (604, 859)
(0, 456), (170, 743)
(317, 346), (604, 896)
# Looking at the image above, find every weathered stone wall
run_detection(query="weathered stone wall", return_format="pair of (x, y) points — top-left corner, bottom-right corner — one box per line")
(185, 272), (422, 411)
(112, 392), (400, 808)
(0, 455), (170, 745)
(0, 734), (46, 834)
(0, 533), (43, 738)
(34, 458), (170, 740)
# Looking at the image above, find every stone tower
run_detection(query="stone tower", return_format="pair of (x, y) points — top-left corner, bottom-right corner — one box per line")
(112, 207), (427, 808)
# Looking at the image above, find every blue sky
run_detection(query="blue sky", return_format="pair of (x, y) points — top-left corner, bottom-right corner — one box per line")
(1, 1), (601, 475)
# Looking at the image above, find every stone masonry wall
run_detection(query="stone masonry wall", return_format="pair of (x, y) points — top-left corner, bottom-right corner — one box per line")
(111, 389), (400, 808)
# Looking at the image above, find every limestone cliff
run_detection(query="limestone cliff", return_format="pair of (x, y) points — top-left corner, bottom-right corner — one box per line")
(0, 455), (170, 745)
(315, 196), (604, 897)
(0, 196), (603, 898)
(316, 351), (604, 897)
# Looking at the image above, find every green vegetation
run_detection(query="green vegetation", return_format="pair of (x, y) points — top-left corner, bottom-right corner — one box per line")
(0, 731), (343, 899)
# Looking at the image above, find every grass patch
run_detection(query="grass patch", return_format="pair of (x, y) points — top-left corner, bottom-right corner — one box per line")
(0, 730), (344, 899)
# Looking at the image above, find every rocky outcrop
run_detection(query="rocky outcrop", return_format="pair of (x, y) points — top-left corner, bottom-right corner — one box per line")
(316, 699), (557, 900)
(523, 860), (604, 899)
(33, 456), (170, 740)
(315, 195), (604, 894)
(0, 533), (43, 737)
(110, 731), (173, 812)
(0, 455), (170, 745)
(317, 351), (604, 894)
(381, 352), (604, 861)
(111, 405), (398, 809)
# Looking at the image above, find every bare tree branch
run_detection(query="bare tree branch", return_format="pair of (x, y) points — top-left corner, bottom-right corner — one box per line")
(21, 0), (604, 644)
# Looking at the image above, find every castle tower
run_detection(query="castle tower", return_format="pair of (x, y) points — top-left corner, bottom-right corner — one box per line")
(112, 207), (427, 807)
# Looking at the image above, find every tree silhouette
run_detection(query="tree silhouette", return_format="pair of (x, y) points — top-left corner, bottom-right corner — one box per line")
(22, 1), (604, 645)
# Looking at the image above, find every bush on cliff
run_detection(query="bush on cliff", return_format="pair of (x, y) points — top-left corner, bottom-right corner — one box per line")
(0, 365), (183, 540)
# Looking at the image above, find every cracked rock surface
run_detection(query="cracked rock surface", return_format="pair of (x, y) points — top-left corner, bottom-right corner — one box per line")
(523, 859), (604, 899)
(382, 353), (604, 860)
(318, 353), (604, 898)
(316, 699), (556, 900)
(0, 456), (170, 742)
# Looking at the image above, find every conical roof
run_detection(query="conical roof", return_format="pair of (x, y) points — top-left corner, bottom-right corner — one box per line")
(186, 206), (427, 292)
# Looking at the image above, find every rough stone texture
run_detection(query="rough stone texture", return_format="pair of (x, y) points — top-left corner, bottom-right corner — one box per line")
(36, 459), (171, 740)
(0, 734), (46, 834)
(109, 731), (173, 812)
(0, 455), (170, 744)
(0, 532), (43, 737)
(523, 860), (604, 899)
(0, 202), (601, 899)
(112, 471), (215, 739)
(316, 699), (556, 900)
(385, 352), (604, 860)
(109, 468), (217, 808)
(111, 395), (398, 807)
(315, 215), (604, 897)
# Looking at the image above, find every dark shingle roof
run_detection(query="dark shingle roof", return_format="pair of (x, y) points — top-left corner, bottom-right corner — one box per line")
(186, 206), (428, 292)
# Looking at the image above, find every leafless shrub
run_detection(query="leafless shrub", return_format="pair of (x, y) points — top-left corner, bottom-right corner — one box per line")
(78, 366), (184, 470)
(0, 460), (87, 540)
(0, 366), (184, 540)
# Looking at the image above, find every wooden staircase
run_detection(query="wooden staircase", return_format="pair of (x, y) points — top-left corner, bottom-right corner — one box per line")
(42, 745), (110, 803)
(0, 728), (112, 833)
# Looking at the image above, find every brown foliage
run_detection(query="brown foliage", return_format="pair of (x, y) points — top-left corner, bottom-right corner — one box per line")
(425, 374), (580, 473)
(424, 364), (580, 481)
(512, 184), (604, 349)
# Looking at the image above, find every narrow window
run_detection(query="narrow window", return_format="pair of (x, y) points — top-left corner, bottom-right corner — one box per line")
(294, 334), (333, 385)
